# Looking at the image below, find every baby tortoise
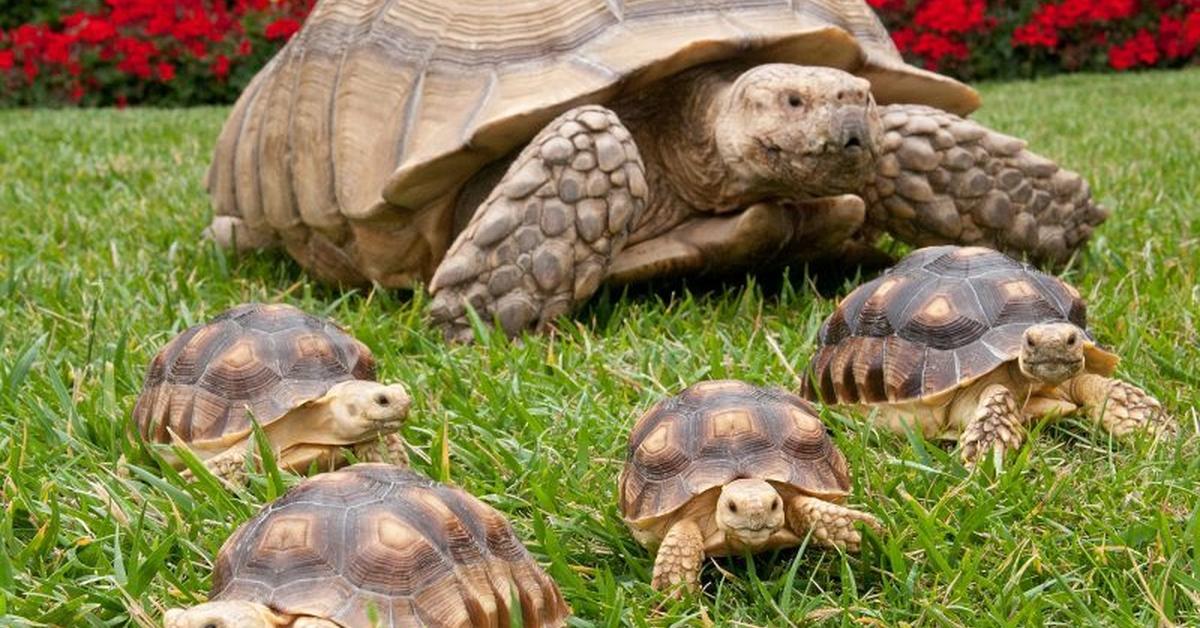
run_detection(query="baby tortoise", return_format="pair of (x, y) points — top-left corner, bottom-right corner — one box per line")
(619, 380), (881, 592)
(804, 245), (1175, 463)
(164, 464), (569, 627)
(134, 303), (410, 483)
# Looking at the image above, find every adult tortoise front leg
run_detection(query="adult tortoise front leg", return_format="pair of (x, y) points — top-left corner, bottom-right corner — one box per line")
(429, 106), (647, 341)
(864, 104), (1109, 265)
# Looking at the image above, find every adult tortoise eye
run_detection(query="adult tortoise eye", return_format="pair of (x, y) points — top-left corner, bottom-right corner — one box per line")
(728, 502), (737, 513)
(376, 394), (390, 406)
(1067, 332), (1078, 345)
(786, 93), (802, 108)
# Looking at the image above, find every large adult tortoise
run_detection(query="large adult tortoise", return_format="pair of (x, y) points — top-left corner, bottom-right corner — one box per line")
(164, 464), (570, 627)
(206, 0), (1108, 341)
(134, 303), (411, 483)
(803, 246), (1175, 463)
(619, 380), (881, 592)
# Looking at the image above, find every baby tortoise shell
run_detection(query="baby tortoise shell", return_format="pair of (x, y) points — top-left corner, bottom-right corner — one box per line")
(619, 380), (849, 533)
(134, 303), (375, 445)
(804, 245), (1118, 405)
(209, 464), (569, 626)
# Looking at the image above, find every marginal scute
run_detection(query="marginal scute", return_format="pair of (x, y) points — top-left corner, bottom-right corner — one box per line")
(804, 246), (1115, 404)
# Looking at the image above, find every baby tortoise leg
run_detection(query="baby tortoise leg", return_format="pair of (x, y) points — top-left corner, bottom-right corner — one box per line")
(787, 495), (881, 553)
(1064, 373), (1176, 439)
(863, 104), (1109, 266)
(959, 384), (1026, 465)
(429, 105), (647, 341)
(352, 432), (409, 466)
(607, 195), (867, 284)
(179, 447), (250, 486)
(651, 518), (705, 593)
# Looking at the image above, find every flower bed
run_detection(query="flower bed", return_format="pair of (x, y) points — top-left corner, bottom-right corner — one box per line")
(0, 0), (311, 107)
(1, 0), (1197, 107)
(870, 0), (1200, 78)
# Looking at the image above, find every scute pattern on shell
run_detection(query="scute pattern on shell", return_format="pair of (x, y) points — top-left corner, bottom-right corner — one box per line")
(805, 245), (1093, 404)
(619, 380), (850, 524)
(133, 303), (375, 444)
(208, 0), (977, 288)
(211, 464), (569, 627)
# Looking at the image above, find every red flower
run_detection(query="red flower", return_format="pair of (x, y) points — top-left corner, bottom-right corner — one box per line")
(23, 57), (38, 83)
(70, 83), (85, 102)
(912, 32), (970, 68)
(213, 53), (231, 79)
(264, 18), (301, 41)
(187, 40), (209, 58)
(12, 24), (43, 48)
(914, 0), (986, 34)
(43, 33), (74, 65)
(78, 18), (117, 44)
(1013, 22), (1059, 49)
(891, 27), (917, 53)
(1186, 12), (1200, 50)
(1108, 29), (1160, 70)
(157, 61), (176, 81)
(237, 38), (253, 56)
(0, 50), (14, 71)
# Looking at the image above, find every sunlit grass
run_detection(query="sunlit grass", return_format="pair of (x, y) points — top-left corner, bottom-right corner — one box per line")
(0, 69), (1197, 626)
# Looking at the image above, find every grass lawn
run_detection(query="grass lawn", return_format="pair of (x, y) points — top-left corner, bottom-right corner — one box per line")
(1, 69), (1198, 627)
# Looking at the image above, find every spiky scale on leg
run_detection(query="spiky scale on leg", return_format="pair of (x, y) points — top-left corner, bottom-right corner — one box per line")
(1066, 373), (1176, 439)
(787, 495), (881, 553)
(959, 384), (1026, 464)
(428, 105), (647, 341)
(650, 518), (705, 593)
(864, 104), (1108, 266)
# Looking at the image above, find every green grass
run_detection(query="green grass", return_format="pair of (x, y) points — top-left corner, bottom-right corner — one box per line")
(1, 69), (1198, 627)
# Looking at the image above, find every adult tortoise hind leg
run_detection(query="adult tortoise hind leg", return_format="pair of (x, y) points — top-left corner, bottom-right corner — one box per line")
(429, 105), (648, 342)
(864, 104), (1110, 266)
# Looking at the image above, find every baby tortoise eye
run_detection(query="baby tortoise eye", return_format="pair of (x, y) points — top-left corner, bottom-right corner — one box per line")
(1026, 336), (1037, 347)
(770, 499), (780, 511)
(1067, 332), (1078, 345)
(728, 502), (737, 513)
(786, 93), (802, 108)
(376, 394), (391, 406)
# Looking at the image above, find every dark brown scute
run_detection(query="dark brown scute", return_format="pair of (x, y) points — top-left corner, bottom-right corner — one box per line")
(621, 380), (848, 522)
(132, 303), (375, 444)
(213, 464), (568, 626)
(805, 246), (1097, 403)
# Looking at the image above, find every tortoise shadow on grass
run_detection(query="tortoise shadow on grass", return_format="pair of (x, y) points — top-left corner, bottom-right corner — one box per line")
(212, 242), (896, 336)
(580, 258), (896, 327)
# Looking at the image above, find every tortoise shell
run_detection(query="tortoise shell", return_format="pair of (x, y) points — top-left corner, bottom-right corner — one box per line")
(211, 464), (569, 627)
(133, 303), (375, 445)
(619, 380), (850, 526)
(804, 245), (1118, 405)
(208, 0), (978, 283)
